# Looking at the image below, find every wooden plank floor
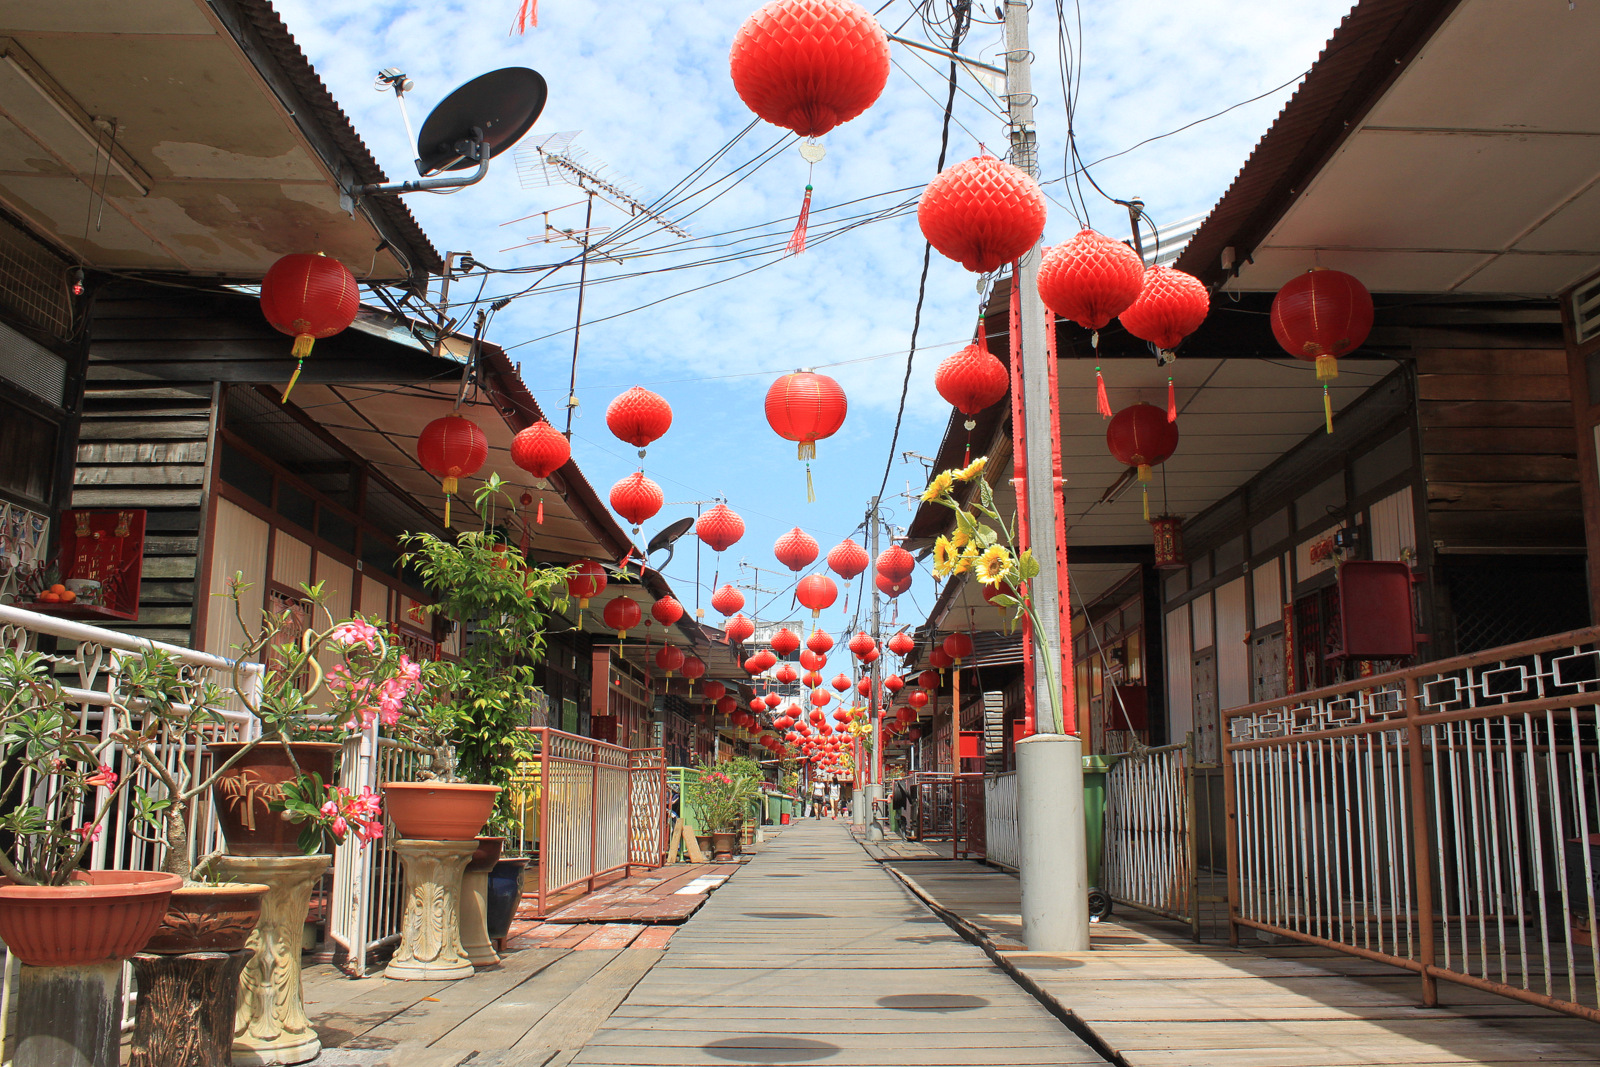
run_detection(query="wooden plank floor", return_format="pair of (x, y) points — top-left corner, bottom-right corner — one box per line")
(883, 858), (1600, 1067)
(857, 837), (955, 862)
(541, 864), (742, 925)
(573, 820), (1105, 1066)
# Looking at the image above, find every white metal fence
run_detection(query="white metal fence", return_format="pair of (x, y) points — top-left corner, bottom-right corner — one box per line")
(984, 770), (1019, 870)
(1102, 736), (1199, 937)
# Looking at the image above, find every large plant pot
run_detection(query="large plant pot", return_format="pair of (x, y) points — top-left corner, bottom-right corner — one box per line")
(468, 836), (505, 873)
(143, 881), (269, 955)
(485, 858), (529, 940)
(209, 741), (341, 857)
(384, 782), (501, 840)
(711, 831), (739, 861)
(0, 870), (182, 966)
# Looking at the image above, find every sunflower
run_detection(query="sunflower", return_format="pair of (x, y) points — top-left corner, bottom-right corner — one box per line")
(975, 545), (1013, 586)
(953, 544), (980, 576)
(921, 471), (955, 502)
(950, 525), (971, 551)
(955, 456), (987, 482)
(932, 535), (955, 576)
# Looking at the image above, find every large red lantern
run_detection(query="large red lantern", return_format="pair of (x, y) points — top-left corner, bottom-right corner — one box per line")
(1107, 402), (1179, 520)
(680, 655), (706, 686)
(1270, 269), (1374, 435)
(771, 627), (801, 658)
(917, 155), (1047, 274)
(510, 420), (569, 478)
(799, 648), (827, 672)
(883, 674), (904, 694)
(848, 632), (875, 659)
(807, 628), (834, 654)
(928, 647), (954, 671)
(809, 688), (831, 708)
(766, 371), (847, 499)
(417, 414), (488, 527)
(711, 583), (746, 616)
(1037, 229), (1146, 338)
(717, 694), (739, 717)
(934, 342), (1009, 430)
(764, 691), (783, 709)
(917, 669), (939, 690)
(606, 386), (672, 457)
(1119, 265), (1210, 356)
(887, 631), (914, 658)
(696, 504), (745, 552)
(703, 680), (727, 702)
(774, 527), (819, 572)
(831, 673), (851, 693)
(602, 596), (642, 640)
(729, 0), (890, 138)
(258, 252), (360, 403)
(941, 632), (974, 666)
(724, 613), (755, 645)
(566, 560), (607, 608)
(609, 472), (663, 532)
(775, 662), (798, 685)
(907, 689), (930, 709)
(825, 538), (869, 580)
(795, 573), (838, 618)
(876, 544), (913, 583)
(656, 644), (686, 677)
(652, 596), (684, 626)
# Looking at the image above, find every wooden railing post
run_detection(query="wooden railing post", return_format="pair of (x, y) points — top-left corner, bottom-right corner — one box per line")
(1403, 673), (1437, 1007)
(1223, 720), (1241, 948)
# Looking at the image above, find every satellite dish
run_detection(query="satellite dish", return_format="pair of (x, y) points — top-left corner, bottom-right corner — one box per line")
(647, 517), (696, 570)
(416, 67), (547, 175)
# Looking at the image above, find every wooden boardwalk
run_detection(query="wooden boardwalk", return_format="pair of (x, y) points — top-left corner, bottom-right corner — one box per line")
(574, 820), (1105, 1066)
(884, 858), (1600, 1067)
(540, 864), (742, 925)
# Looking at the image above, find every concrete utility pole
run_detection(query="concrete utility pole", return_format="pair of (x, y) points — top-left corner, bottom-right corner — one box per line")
(1003, 0), (1089, 951)
(864, 499), (885, 840)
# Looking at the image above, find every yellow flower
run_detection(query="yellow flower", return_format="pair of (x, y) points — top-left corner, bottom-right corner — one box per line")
(950, 525), (971, 551)
(956, 456), (987, 482)
(932, 536), (955, 576)
(975, 545), (1013, 586)
(953, 545), (980, 576)
(921, 471), (954, 503)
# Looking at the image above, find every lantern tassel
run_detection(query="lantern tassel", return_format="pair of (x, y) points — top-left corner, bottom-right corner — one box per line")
(1143, 484), (1150, 522)
(442, 475), (458, 529)
(1167, 376), (1178, 423)
(1095, 366), (1112, 418)
(805, 462), (816, 503)
(281, 334), (314, 403)
(511, 0), (537, 33)
(1315, 353), (1338, 434)
(787, 185), (813, 255)
(537, 497), (544, 525)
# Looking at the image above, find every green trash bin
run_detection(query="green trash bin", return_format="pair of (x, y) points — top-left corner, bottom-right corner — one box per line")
(1081, 753), (1123, 919)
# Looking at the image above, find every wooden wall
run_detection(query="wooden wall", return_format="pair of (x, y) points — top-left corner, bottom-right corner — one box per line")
(1417, 349), (1583, 549)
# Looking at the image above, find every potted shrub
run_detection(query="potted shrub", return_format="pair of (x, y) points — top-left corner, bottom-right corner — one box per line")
(685, 761), (758, 860)
(0, 648), (182, 1067)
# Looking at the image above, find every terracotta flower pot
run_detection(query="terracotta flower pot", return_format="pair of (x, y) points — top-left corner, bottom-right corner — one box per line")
(143, 881), (270, 954)
(0, 871), (182, 966)
(711, 831), (739, 860)
(209, 740), (341, 856)
(384, 782), (501, 840)
(468, 836), (505, 873)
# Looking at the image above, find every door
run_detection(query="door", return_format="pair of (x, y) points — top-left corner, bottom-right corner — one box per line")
(1192, 648), (1218, 764)
(1252, 629), (1286, 703)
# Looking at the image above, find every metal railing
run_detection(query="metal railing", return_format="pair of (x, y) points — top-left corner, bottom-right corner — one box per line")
(1223, 625), (1600, 1022)
(954, 773), (985, 860)
(908, 772), (956, 841)
(984, 771), (1020, 870)
(1102, 736), (1200, 938)
(507, 728), (668, 917)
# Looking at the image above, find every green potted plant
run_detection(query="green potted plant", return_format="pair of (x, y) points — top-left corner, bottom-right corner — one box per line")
(685, 761), (758, 860)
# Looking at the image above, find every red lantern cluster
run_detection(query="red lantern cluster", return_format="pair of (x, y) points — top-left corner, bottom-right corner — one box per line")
(417, 414), (488, 528)
(774, 527), (819, 572)
(259, 252), (360, 403)
(917, 155), (1047, 274)
(729, 0), (891, 138)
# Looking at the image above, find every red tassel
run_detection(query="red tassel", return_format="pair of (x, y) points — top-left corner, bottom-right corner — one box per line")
(537, 497), (544, 525)
(1167, 376), (1177, 423)
(1095, 366), (1112, 418)
(787, 185), (813, 255)
(511, 0), (537, 33)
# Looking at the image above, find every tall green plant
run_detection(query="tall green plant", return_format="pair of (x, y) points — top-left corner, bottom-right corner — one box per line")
(401, 474), (570, 792)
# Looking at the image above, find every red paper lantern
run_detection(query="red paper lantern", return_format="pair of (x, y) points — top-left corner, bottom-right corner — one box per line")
(834, 706), (851, 722)
(796, 573), (838, 617)
(1119, 265), (1210, 354)
(883, 674), (904, 694)
(876, 573), (911, 598)
(752, 649), (778, 672)
(603, 596), (642, 639)
(917, 669), (939, 690)
(831, 673), (851, 693)
(765, 691), (783, 709)
(1270, 269), (1374, 435)
(417, 414), (488, 527)
(711, 583), (746, 616)
(729, 0), (891, 138)
(258, 252), (360, 402)
(941, 632), (974, 666)
(897, 704), (918, 726)
(908, 689), (929, 708)
(808, 708), (825, 726)
(703, 680), (727, 702)
(809, 688), (831, 708)
(855, 677), (871, 696)
(863, 647), (879, 664)
(825, 538), (869, 580)
(982, 580), (1018, 605)
(610, 471), (663, 530)
(774, 527), (819, 572)
(766, 372), (848, 498)
(566, 560), (607, 608)
(652, 596), (684, 626)
(802, 669), (823, 688)
(717, 694), (739, 717)
(771, 627), (801, 657)
(510, 420), (570, 479)
(799, 648), (827, 671)
(876, 543), (913, 583)
(656, 644), (686, 677)
(744, 655), (765, 676)
(774, 715), (795, 731)
(725, 613), (755, 644)
(606, 386), (672, 455)
(1037, 229), (1146, 333)
(887, 631), (914, 658)
(928, 648), (954, 671)
(807, 628), (834, 654)
(680, 656), (706, 684)
(697, 504), (745, 552)
(934, 342), (1009, 420)
(1151, 515), (1185, 570)
(1107, 403), (1179, 519)
(917, 155), (1047, 274)
(848, 632), (875, 659)
(775, 662), (798, 684)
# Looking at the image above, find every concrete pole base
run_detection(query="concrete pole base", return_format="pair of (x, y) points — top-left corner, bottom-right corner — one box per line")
(850, 791), (866, 829)
(865, 784), (884, 841)
(1017, 733), (1090, 951)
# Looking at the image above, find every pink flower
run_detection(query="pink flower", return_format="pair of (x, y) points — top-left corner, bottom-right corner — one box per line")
(330, 620), (380, 649)
(330, 816), (348, 839)
(76, 823), (101, 842)
(358, 820), (384, 842)
(320, 799), (339, 817)
(84, 765), (118, 789)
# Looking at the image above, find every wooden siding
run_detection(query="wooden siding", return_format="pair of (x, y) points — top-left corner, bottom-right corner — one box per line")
(1416, 349), (1583, 549)
(204, 496), (269, 659)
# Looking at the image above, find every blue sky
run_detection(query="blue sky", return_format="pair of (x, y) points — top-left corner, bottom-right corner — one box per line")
(275, 0), (1354, 628)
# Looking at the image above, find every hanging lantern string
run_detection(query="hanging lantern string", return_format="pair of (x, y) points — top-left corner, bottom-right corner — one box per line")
(1095, 366), (1112, 418)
